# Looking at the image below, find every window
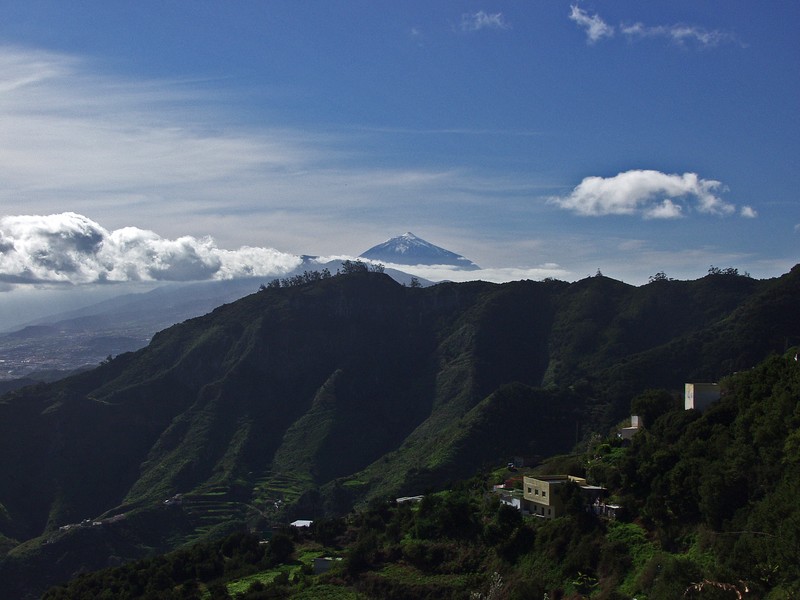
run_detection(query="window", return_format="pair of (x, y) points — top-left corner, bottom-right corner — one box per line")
(534, 489), (539, 495)
(527, 487), (531, 494)
(542, 491), (547, 498)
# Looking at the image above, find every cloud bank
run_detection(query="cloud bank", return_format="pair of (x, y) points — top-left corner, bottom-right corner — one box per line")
(0, 213), (302, 286)
(549, 170), (755, 219)
(380, 262), (570, 285)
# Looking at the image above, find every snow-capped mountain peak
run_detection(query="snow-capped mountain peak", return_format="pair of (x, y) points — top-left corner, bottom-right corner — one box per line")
(359, 232), (479, 270)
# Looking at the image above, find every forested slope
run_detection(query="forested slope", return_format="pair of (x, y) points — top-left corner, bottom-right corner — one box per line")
(0, 265), (797, 598)
(41, 350), (800, 599)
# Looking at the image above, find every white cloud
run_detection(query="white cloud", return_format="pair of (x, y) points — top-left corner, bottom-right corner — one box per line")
(740, 206), (758, 218)
(621, 22), (733, 47)
(569, 8), (734, 48)
(0, 44), (522, 256)
(368, 261), (571, 284)
(569, 6), (614, 44)
(0, 212), (302, 285)
(549, 170), (738, 218)
(644, 199), (683, 219)
(0, 46), (318, 204)
(460, 11), (510, 32)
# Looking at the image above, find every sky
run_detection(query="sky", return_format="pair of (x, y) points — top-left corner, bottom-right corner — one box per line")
(0, 1), (798, 324)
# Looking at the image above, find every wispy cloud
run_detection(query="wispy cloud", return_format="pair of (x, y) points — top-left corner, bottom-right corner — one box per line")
(0, 46), (318, 201)
(569, 5), (614, 44)
(351, 124), (542, 137)
(570, 6), (734, 48)
(621, 22), (734, 47)
(460, 11), (510, 32)
(0, 212), (301, 285)
(0, 44), (522, 257)
(549, 170), (744, 219)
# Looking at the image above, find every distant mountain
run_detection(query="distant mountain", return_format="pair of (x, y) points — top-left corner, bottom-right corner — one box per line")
(360, 232), (480, 269)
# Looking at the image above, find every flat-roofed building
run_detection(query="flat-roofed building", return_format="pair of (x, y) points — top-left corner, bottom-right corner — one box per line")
(522, 475), (604, 519)
(618, 414), (642, 440)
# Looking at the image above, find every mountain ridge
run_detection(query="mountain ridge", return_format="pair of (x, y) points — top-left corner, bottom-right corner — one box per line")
(0, 265), (798, 598)
(0, 259), (424, 382)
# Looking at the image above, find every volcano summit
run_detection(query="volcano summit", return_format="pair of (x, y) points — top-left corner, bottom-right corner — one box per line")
(360, 232), (480, 270)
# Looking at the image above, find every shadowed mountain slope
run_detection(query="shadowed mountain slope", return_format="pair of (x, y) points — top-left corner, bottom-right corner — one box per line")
(0, 265), (798, 598)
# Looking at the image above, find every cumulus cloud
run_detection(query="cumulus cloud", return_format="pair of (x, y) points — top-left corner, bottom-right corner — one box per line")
(549, 170), (740, 218)
(0, 213), (302, 285)
(569, 6), (614, 44)
(460, 11), (510, 32)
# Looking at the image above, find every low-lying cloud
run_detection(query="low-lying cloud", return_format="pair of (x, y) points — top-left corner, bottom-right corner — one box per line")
(0, 213), (302, 286)
(381, 262), (571, 285)
(549, 170), (755, 219)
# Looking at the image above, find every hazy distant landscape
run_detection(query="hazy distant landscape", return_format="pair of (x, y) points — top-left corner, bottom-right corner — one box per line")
(0, 236), (446, 381)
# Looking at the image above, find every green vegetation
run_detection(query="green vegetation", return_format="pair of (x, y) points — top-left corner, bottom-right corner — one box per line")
(1, 265), (799, 597)
(38, 349), (800, 597)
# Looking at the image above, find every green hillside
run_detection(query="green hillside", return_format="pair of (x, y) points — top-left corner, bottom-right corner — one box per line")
(0, 265), (797, 598)
(40, 349), (800, 599)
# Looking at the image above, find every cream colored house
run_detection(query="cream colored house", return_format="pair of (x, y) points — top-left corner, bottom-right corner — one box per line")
(522, 475), (602, 519)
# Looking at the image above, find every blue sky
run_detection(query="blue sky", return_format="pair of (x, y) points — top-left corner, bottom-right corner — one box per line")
(0, 0), (797, 303)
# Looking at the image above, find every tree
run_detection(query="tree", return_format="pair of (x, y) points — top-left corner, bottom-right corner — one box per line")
(708, 265), (749, 277)
(264, 531), (294, 566)
(340, 260), (384, 275)
(340, 260), (370, 275)
(648, 271), (670, 283)
(630, 389), (677, 428)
